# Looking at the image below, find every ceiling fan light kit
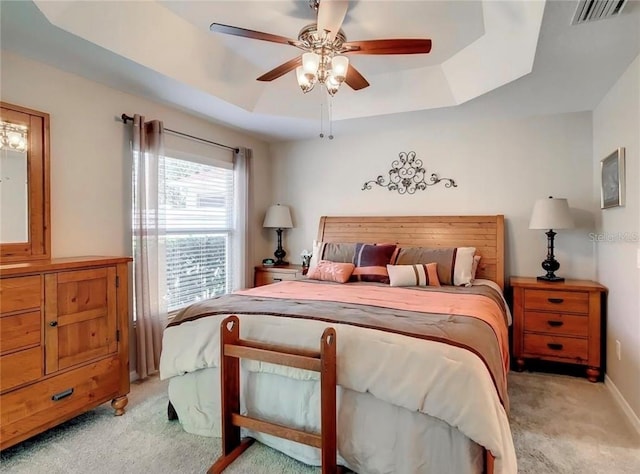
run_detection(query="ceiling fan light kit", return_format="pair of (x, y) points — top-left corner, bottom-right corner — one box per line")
(296, 48), (349, 95)
(209, 0), (432, 98)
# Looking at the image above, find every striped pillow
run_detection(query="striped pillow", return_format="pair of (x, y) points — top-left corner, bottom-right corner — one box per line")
(351, 243), (397, 283)
(387, 263), (441, 287)
(393, 246), (476, 286)
(308, 240), (356, 270)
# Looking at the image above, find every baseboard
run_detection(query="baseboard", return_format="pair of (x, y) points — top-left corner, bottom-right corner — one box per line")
(605, 374), (640, 436)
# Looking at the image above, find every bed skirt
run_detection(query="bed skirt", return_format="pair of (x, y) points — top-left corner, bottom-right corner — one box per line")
(168, 367), (483, 474)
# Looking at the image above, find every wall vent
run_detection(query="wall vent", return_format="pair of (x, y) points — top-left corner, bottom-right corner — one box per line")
(571, 0), (628, 25)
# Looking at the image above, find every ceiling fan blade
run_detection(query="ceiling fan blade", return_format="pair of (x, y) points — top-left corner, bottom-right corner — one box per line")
(257, 56), (303, 82)
(210, 23), (294, 46)
(317, 0), (349, 41)
(344, 64), (369, 90)
(344, 39), (432, 55)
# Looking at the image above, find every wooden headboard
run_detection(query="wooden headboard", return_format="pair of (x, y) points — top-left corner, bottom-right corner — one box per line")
(317, 215), (505, 290)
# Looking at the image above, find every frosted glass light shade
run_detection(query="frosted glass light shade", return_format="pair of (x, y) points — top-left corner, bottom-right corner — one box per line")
(331, 55), (349, 82)
(296, 66), (314, 92)
(263, 204), (293, 229)
(529, 197), (574, 230)
(325, 73), (341, 96)
(302, 52), (320, 75)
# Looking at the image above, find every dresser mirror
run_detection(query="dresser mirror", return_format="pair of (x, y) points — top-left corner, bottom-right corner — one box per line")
(0, 102), (50, 262)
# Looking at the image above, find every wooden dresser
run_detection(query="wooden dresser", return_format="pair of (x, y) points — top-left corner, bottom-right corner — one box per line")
(511, 277), (607, 382)
(0, 256), (131, 450)
(254, 264), (304, 287)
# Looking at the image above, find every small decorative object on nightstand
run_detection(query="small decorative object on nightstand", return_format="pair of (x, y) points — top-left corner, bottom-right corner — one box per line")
(529, 196), (574, 282)
(254, 264), (304, 287)
(511, 277), (607, 382)
(300, 249), (312, 275)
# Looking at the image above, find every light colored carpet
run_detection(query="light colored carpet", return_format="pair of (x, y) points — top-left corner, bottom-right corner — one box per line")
(1, 372), (638, 473)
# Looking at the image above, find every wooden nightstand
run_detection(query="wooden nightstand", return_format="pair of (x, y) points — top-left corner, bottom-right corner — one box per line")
(511, 277), (607, 382)
(254, 264), (304, 287)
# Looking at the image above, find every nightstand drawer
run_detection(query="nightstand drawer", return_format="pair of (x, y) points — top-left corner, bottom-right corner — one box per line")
(523, 333), (588, 361)
(524, 311), (588, 337)
(255, 271), (299, 287)
(524, 289), (589, 314)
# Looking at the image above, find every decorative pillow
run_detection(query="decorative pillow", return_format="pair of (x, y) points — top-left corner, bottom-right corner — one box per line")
(471, 255), (482, 281)
(386, 263), (441, 287)
(306, 260), (355, 284)
(393, 246), (476, 286)
(351, 243), (397, 283)
(308, 240), (357, 270)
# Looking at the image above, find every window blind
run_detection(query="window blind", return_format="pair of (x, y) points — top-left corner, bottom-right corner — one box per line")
(162, 156), (235, 312)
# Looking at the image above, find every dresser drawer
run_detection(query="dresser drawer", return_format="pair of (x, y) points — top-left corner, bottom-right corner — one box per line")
(1, 310), (41, 354)
(0, 346), (42, 392)
(524, 311), (588, 337)
(0, 275), (41, 313)
(523, 333), (588, 361)
(0, 356), (121, 448)
(524, 289), (589, 314)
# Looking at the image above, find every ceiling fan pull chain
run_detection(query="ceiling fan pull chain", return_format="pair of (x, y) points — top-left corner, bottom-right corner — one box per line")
(319, 88), (325, 138)
(328, 94), (334, 140)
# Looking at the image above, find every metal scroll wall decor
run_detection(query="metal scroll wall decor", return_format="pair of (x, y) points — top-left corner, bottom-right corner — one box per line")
(362, 151), (457, 195)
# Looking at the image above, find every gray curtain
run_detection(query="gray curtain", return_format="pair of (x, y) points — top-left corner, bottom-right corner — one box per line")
(132, 114), (167, 379)
(233, 147), (252, 290)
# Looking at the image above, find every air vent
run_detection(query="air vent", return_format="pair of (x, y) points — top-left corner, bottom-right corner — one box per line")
(572, 0), (628, 25)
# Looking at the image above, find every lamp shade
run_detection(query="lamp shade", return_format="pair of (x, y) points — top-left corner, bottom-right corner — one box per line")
(529, 197), (574, 230)
(263, 204), (293, 229)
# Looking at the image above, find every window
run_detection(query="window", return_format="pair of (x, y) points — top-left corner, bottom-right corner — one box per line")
(133, 153), (235, 314)
(163, 157), (234, 311)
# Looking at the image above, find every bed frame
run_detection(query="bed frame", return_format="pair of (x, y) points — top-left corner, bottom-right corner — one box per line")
(317, 215), (505, 290)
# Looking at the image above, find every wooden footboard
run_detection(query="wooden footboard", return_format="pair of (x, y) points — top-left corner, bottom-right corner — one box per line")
(484, 449), (495, 474)
(208, 315), (338, 474)
(208, 314), (496, 474)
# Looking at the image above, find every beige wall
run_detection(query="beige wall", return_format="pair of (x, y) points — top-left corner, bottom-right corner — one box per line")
(593, 55), (640, 423)
(269, 112), (597, 280)
(0, 52), (274, 265)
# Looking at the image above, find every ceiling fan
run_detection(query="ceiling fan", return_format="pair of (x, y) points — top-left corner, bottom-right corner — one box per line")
(209, 0), (432, 96)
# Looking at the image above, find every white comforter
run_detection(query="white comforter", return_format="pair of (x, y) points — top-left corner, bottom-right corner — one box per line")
(160, 306), (517, 473)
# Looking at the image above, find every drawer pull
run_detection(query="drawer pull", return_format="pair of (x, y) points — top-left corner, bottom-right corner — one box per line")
(547, 298), (564, 304)
(49, 321), (58, 327)
(547, 343), (564, 351)
(51, 388), (74, 401)
(273, 278), (282, 282)
(547, 320), (564, 327)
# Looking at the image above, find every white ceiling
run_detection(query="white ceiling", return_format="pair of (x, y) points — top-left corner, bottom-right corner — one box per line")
(1, 1), (639, 142)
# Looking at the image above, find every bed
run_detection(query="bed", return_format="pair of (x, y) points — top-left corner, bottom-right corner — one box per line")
(159, 215), (516, 474)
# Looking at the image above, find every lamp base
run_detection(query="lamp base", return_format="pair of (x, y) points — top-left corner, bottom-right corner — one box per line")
(537, 275), (565, 282)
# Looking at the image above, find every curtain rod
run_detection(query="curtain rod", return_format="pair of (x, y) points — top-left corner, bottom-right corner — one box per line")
(121, 114), (239, 153)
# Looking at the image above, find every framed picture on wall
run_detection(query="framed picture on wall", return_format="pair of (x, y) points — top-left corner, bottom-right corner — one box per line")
(600, 147), (625, 209)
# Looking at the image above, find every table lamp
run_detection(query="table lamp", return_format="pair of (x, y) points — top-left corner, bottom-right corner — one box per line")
(529, 196), (574, 282)
(263, 204), (293, 265)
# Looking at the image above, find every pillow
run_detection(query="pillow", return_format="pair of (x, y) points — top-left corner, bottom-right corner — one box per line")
(351, 243), (397, 283)
(393, 246), (476, 286)
(471, 255), (482, 281)
(386, 263), (441, 287)
(306, 260), (355, 284)
(308, 240), (356, 270)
